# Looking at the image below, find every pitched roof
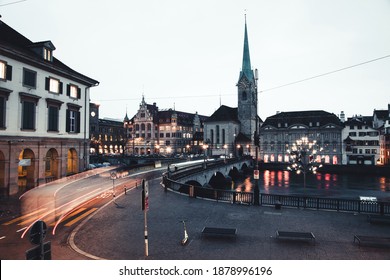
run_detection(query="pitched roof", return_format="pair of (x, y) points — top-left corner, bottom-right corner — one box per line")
(373, 109), (388, 120)
(239, 17), (254, 82)
(0, 20), (98, 86)
(159, 110), (207, 126)
(205, 105), (239, 123)
(262, 110), (343, 128)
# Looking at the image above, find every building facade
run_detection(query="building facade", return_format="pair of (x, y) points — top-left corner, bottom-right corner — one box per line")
(124, 97), (207, 156)
(342, 115), (380, 165)
(89, 103), (126, 156)
(0, 20), (98, 197)
(260, 111), (344, 165)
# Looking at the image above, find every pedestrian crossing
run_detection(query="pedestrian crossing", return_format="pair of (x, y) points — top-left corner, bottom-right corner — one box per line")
(1, 207), (98, 229)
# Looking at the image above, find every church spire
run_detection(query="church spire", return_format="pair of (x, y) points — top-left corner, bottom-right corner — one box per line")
(240, 15), (254, 82)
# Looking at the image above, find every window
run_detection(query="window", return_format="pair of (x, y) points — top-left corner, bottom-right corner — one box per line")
(66, 108), (80, 133)
(44, 48), (52, 61)
(242, 91), (247, 101)
(349, 132), (357, 137)
(46, 98), (63, 132)
(0, 96), (5, 128)
(48, 106), (59, 132)
(23, 68), (37, 88)
(45, 77), (63, 94)
(22, 100), (36, 130)
(20, 93), (40, 130)
(67, 84), (81, 99)
(0, 61), (12, 81)
(0, 61), (6, 80)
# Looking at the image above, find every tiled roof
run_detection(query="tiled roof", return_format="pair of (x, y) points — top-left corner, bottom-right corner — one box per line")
(158, 109), (208, 126)
(262, 110), (343, 128)
(0, 20), (98, 86)
(205, 105), (239, 123)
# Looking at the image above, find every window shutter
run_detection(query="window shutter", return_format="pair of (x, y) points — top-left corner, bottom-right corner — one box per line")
(66, 109), (70, 132)
(6, 65), (12, 81)
(77, 88), (81, 99)
(0, 96), (4, 128)
(59, 82), (63, 94)
(66, 84), (70, 96)
(76, 111), (81, 133)
(45, 77), (50, 91)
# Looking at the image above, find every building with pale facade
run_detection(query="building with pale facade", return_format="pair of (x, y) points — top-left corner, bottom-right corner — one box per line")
(260, 110), (344, 165)
(342, 115), (380, 165)
(0, 20), (98, 197)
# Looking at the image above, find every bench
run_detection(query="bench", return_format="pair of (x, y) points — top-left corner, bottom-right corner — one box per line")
(354, 235), (390, 248)
(367, 215), (390, 225)
(275, 230), (315, 243)
(201, 227), (237, 238)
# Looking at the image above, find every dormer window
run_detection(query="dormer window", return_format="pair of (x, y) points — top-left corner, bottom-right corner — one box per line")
(44, 48), (52, 62)
(28, 41), (56, 62)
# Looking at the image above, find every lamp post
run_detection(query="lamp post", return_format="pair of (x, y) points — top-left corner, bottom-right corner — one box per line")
(287, 137), (323, 191)
(203, 144), (208, 169)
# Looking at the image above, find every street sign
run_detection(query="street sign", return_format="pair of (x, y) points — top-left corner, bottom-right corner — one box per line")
(142, 180), (149, 211)
(110, 171), (117, 180)
(26, 241), (51, 260)
(254, 169), (259, 180)
(29, 220), (47, 245)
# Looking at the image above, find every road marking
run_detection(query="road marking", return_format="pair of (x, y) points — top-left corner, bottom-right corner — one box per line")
(0, 236), (6, 240)
(2, 208), (47, 226)
(64, 208), (97, 227)
(49, 208), (87, 226)
(16, 227), (27, 233)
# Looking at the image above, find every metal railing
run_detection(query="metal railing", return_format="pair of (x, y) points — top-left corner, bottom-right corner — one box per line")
(163, 176), (390, 215)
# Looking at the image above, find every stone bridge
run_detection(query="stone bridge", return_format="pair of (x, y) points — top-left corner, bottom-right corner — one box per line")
(169, 158), (253, 188)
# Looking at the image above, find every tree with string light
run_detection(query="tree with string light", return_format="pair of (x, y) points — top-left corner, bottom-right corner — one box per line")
(287, 137), (324, 191)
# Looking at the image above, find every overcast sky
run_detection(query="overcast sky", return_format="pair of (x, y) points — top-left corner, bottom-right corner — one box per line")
(2, 0), (390, 121)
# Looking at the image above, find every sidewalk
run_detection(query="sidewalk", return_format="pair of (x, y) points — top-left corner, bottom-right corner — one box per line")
(71, 178), (390, 260)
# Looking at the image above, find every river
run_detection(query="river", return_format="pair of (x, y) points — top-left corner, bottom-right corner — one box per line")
(234, 170), (390, 201)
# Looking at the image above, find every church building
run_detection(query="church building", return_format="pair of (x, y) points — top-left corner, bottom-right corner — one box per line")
(204, 17), (262, 157)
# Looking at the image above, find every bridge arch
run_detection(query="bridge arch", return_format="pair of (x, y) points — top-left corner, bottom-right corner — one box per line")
(209, 171), (230, 189)
(185, 180), (202, 187)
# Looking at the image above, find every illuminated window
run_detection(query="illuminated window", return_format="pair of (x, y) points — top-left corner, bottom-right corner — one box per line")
(44, 48), (52, 61)
(45, 77), (62, 94)
(0, 61), (5, 80)
(67, 84), (81, 99)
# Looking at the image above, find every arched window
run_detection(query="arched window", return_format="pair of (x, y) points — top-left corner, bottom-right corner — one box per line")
(242, 91), (247, 101)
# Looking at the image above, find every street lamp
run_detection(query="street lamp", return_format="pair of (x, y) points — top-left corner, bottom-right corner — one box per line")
(287, 137), (323, 191)
(203, 144), (208, 168)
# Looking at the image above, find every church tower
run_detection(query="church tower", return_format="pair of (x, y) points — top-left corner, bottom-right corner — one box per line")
(237, 16), (258, 142)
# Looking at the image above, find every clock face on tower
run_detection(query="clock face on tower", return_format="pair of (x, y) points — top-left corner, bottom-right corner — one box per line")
(91, 111), (96, 117)
(238, 77), (249, 89)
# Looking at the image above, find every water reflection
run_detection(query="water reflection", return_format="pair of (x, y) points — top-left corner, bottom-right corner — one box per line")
(234, 170), (390, 201)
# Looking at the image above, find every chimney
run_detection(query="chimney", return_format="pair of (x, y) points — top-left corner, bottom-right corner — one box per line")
(340, 111), (345, 122)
